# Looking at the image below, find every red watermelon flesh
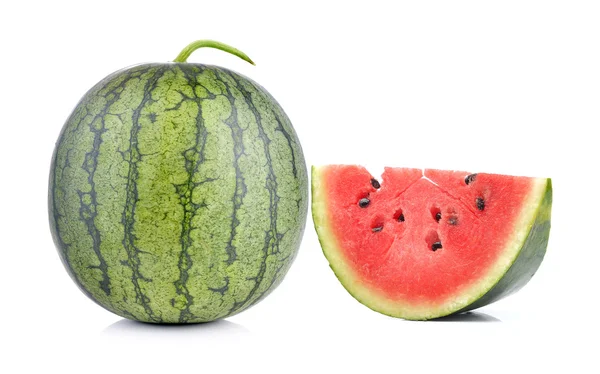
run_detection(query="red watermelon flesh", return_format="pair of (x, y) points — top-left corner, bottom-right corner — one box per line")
(312, 165), (552, 320)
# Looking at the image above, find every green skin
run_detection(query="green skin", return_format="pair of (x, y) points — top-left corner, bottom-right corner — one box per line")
(49, 41), (308, 323)
(456, 180), (552, 313)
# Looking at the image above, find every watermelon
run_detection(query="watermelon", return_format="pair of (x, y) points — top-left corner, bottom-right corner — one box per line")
(49, 40), (308, 323)
(311, 165), (551, 320)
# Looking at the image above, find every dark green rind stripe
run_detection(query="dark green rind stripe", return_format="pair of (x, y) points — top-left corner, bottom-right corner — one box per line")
(214, 69), (247, 267)
(50, 62), (307, 323)
(125, 66), (195, 322)
(50, 66), (155, 318)
(119, 67), (168, 322)
(78, 82), (130, 296)
(171, 64), (212, 323)
(248, 79), (301, 180)
(97, 65), (162, 320)
(232, 72), (308, 306)
(457, 179), (552, 314)
(50, 105), (99, 302)
(219, 68), (282, 316)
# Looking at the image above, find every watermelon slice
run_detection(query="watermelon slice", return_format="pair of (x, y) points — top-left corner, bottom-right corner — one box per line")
(311, 165), (552, 320)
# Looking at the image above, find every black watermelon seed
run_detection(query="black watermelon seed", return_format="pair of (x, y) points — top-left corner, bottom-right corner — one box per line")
(372, 226), (383, 233)
(398, 213), (405, 222)
(371, 178), (381, 189)
(432, 242), (443, 251)
(465, 174), (478, 185)
(435, 212), (442, 222)
(448, 216), (458, 226)
(359, 198), (370, 208)
(476, 197), (485, 211)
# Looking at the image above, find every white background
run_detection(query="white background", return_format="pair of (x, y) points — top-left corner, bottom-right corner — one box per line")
(1, 1), (598, 373)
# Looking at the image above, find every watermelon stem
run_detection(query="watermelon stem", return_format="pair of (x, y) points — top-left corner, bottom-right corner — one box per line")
(173, 40), (255, 65)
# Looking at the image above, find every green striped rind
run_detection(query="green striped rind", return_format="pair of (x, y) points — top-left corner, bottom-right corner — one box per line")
(457, 179), (552, 313)
(311, 166), (551, 320)
(49, 63), (307, 323)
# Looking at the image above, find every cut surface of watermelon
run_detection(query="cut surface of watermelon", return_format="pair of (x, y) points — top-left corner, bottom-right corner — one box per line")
(311, 165), (552, 320)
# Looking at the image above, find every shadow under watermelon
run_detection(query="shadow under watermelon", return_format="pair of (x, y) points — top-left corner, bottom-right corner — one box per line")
(103, 317), (251, 338)
(429, 311), (501, 322)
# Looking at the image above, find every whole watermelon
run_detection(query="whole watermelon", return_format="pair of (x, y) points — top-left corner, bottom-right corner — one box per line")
(49, 40), (308, 323)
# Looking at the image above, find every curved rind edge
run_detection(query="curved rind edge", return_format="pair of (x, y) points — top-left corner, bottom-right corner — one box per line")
(456, 178), (552, 314)
(311, 165), (552, 320)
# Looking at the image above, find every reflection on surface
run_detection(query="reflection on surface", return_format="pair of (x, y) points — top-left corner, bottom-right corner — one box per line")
(431, 311), (501, 322)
